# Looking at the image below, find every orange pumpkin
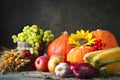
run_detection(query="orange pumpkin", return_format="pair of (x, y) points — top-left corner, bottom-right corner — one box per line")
(47, 31), (73, 60)
(91, 29), (118, 49)
(67, 46), (93, 64)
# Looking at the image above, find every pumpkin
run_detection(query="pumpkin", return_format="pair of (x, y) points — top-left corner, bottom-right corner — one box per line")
(91, 29), (118, 49)
(67, 46), (93, 64)
(47, 31), (73, 60)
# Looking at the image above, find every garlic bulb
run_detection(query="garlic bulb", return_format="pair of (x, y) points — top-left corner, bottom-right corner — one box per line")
(55, 62), (70, 78)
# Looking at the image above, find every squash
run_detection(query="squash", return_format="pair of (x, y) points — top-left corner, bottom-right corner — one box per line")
(91, 29), (118, 49)
(47, 31), (73, 60)
(67, 46), (93, 64)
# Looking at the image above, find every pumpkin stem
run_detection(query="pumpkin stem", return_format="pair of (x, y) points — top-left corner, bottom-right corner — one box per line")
(96, 29), (102, 31)
(62, 31), (68, 35)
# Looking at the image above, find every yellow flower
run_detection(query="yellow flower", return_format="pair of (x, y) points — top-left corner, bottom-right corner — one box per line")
(68, 29), (96, 47)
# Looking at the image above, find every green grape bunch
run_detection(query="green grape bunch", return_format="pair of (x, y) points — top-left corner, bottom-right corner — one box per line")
(12, 25), (54, 56)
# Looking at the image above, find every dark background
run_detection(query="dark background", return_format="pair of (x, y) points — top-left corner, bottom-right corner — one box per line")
(0, 0), (120, 48)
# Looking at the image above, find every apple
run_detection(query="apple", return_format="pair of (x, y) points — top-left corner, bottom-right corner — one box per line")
(48, 54), (65, 73)
(35, 55), (49, 72)
(49, 54), (65, 61)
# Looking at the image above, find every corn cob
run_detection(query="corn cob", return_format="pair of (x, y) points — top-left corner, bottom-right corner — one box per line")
(100, 62), (120, 74)
(92, 47), (120, 67)
(84, 48), (111, 63)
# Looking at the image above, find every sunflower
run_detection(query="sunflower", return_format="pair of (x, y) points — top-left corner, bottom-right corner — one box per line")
(68, 29), (96, 47)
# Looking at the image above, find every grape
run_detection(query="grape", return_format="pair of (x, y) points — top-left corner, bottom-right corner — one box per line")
(42, 30), (54, 43)
(42, 37), (46, 42)
(28, 39), (34, 44)
(44, 30), (51, 34)
(12, 35), (18, 43)
(30, 48), (34, 54)
(33, 37), (39, 42)
(30, 25), (36, 29)
(34, 47), (39, 50)
(12, 35), (17, 39)
(31, 32), (36, 36)
(40, 29), (44, 35)
(26, 29), (31, 34)
(32, 28), (38, 33)
(19, 37), (25, 42)
(23, 26), (30, 32)
(34, 50), (39, 56)
(35, 42), (40, 48)
(37, 35), (42, 40)
(11, 25), (54, 57)
(49, 34), (54, 40)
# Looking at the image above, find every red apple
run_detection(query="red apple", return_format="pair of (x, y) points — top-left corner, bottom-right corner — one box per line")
(48, 54), (65, 73)
(35, 56), (49, 72)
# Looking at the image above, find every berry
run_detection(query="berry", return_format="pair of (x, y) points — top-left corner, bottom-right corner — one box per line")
(92, 39), (105, 51)
(21, 50), (36, 70)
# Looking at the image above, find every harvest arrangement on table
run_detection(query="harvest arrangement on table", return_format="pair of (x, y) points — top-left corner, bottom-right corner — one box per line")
(0, 25), (119, 79)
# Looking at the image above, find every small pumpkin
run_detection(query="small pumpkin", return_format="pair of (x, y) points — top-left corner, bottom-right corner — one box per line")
(47, 31), (73, 60)
(91, 29), (118, 49)
(67, 46), (93, 64)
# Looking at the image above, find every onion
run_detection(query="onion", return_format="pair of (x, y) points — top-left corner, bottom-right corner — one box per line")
(72, 63), (95, 79)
